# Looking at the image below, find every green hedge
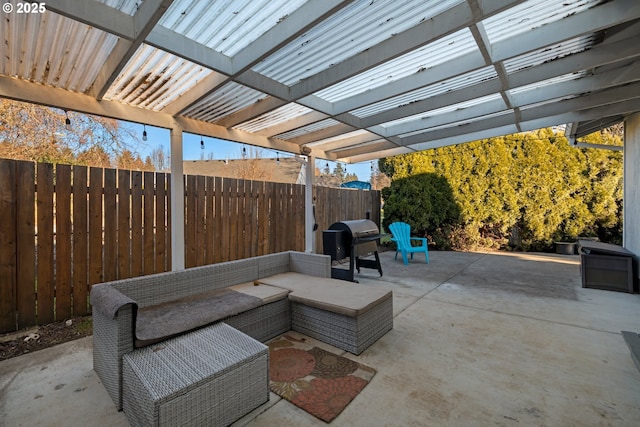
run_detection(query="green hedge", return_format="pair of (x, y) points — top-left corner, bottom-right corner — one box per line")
(379, 129), (623, 251)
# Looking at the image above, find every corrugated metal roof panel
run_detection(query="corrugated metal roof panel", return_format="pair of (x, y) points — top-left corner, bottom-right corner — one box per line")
(509, 72), (588, 95)
(103, 44), (213, 110)
(98, 0), (140, 15)
(233, 103), (314, 133)
(503, 34), (601, 73)
(253, 0), (465, 85)
(306, 130), (371, 147)
(0, 12), (118, 93)
(159, 0), (307, 56)
(379, 94), (505, 129)
(399, 110), (512, 138)
(182, 82), (267, 122)
(315, 29), (476, 102)
(482, 0), (602, 43)
(350, 67), (498, 118)
(276, 119), (341, 140)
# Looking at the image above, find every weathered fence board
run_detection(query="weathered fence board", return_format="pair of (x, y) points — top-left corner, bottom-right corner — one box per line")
(130, 171), (143, 277)
(155, 172), (167, 273)
(16, 161), (36, 329)
(0, 160), (16, 332)
(89, 168), (103, 287)
(117, 170), (130, 279)
(55, 164), (72, 321)
(72, 166), (88, 316)
(103, 168), (117, 282)
(36, 163), (55, 325)
(143, 172), (155, 276)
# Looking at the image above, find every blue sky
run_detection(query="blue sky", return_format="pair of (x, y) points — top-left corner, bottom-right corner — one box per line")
(136, 123), (374, 181)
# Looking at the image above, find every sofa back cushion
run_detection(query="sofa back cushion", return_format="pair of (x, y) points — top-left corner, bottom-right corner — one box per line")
(113, 258), (260, 308)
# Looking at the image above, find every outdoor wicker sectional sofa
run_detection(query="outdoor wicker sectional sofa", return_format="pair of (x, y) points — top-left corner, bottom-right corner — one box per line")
(90, 250), (393, 426)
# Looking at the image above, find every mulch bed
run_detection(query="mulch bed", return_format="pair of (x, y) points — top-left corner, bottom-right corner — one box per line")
(0, 316), (93, 361)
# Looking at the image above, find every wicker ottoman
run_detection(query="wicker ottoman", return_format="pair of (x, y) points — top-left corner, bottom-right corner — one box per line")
(122, 323), (268, 427)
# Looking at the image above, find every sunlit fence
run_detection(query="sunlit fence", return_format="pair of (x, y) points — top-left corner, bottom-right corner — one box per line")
(0, 158), (380, 333)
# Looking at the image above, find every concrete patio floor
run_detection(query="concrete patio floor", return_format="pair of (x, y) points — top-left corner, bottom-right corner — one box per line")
(2, 250), (640, 426)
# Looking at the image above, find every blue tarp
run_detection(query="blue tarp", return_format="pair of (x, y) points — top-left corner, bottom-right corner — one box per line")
(340, 180), (371, 190)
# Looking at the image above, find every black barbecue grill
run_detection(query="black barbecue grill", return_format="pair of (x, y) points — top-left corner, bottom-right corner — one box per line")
(323, 219), (386, 282)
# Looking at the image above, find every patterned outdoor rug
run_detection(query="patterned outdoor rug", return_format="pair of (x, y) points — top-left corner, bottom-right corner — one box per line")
(268, 334), (376, 423)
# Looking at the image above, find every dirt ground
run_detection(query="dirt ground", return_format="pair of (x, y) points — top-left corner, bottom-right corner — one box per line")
(0, 316), (92, 361)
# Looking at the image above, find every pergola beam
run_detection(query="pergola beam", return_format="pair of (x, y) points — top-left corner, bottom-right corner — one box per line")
(254, 111), (329, 137)
(92, 0), (176, 99)
(490, 0), (640, 63)
(288, 0), (527, 100)
(287, 123), (357, 145)
(332, 0), (640, 116)
(382, 62), (640, 138)
(0, 75), (174, 129)
(399, 83), (640, 146)
(215, 97), (288, 128)
(232, 0), (356, 74)
(360, 35), (640, 129)
(28, 0), (134, 39)
(0, 74), (316, 157)
(146, 26), (234, 74)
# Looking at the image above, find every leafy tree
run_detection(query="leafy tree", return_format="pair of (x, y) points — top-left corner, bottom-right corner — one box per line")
(235, 147), (273, 181)
(150, 145), (171, 171)
(333, 163), (346, 181)
(371, 162), (391, 190)
(0, 98), (147, 169)
(116, 149), (149, 170)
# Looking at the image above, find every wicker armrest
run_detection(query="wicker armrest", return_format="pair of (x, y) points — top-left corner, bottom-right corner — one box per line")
(90, 283), (138, 319)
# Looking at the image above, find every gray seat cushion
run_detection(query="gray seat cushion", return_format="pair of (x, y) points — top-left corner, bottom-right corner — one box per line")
(135, 288), (262, 347)
(258, 272), (392, 317)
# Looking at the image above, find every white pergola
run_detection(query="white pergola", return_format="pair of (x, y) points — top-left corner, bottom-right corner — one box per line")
(2, 0), (640, 269)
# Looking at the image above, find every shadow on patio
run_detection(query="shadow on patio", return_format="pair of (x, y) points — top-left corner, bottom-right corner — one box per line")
(2, 250), (639, 426)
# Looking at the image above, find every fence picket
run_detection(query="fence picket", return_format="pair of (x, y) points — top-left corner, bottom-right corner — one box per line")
(0, 160), (16, 331)
(72, 166), (88, 316)
(36, 162), (55, 324)
(155, 172), (167, 273)
(130, 171), (143, 277)
(143, 172), (155, 275)
(89, 168), (103, 289)
(103, 168), (117, 281)
(16, 161), (36, 328)
(205, 176), (215, 264)
(214, 176), (223, 263)
(117, 170), (131, 279)
(55, 164), (72, 320)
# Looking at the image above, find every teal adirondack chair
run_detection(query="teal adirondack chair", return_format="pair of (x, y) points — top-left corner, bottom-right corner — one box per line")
(389, 222), (429, 265)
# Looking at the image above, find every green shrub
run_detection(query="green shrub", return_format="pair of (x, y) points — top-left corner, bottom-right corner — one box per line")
(381, 173), (462, 249)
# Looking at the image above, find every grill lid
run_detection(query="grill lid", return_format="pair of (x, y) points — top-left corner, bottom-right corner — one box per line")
(328, 219), (379, 238)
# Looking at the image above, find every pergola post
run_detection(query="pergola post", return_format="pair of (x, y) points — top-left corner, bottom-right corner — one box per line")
(624, 112), (640, 277)
(305, 155), (316, 253)
(170, 123), (185, 271)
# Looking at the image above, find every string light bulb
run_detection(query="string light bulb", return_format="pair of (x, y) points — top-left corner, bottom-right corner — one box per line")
(64, 110), (71, 128)
(142, 124), (147, 141)
(242, 145), (247, 158)
(200, 136), (204, 150)
(276, 152), (280, 164)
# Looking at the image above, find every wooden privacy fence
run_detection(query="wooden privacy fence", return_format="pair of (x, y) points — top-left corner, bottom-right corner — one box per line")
(0, 159), (380, 333)
(0, 159), (171, 333)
